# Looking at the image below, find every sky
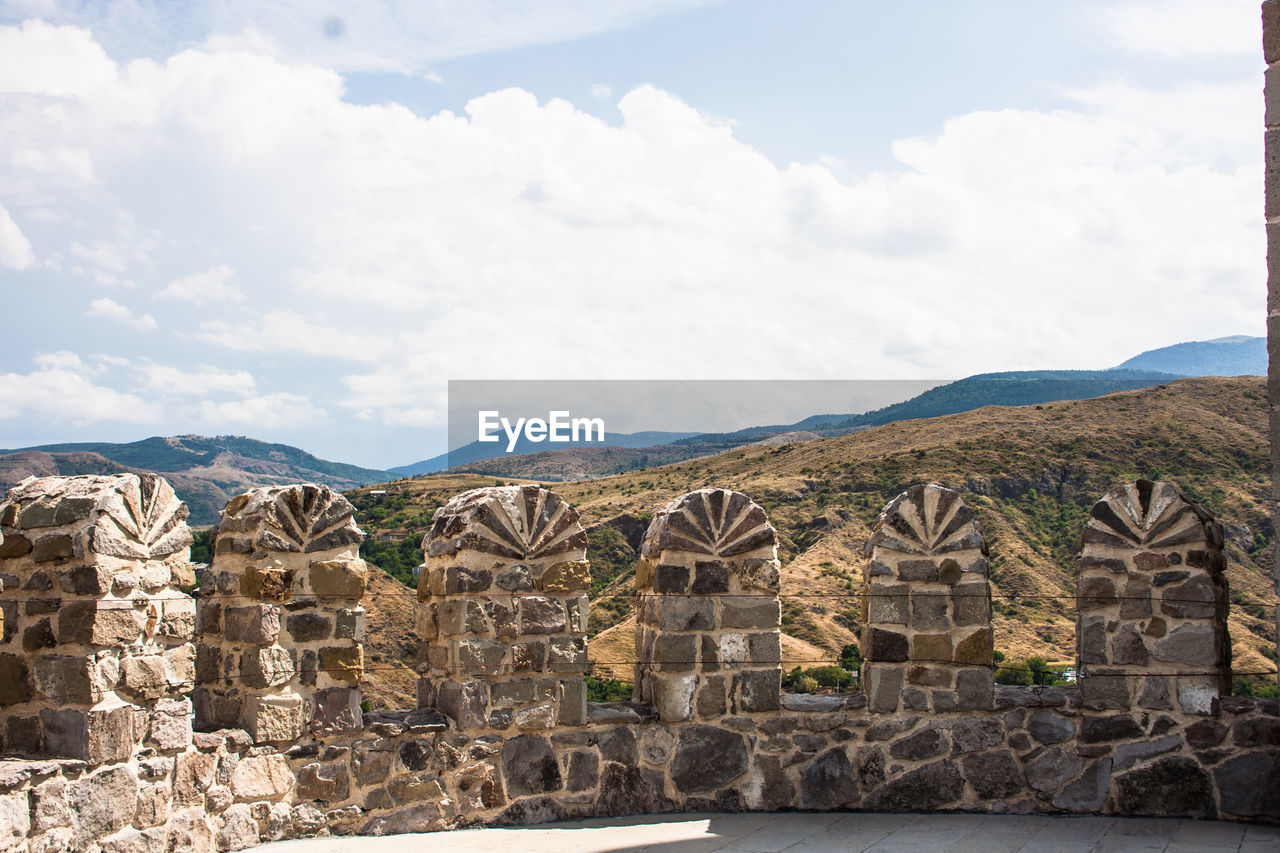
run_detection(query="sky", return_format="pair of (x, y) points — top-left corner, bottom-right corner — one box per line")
(0, 0), (1266, 469)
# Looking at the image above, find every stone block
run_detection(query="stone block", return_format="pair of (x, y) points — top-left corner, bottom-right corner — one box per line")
(0, 653), (32, 705)
(457, 638), (506, 673)
(955, 668), (993, 711)
(866, 664), (903, 713)
(501, 734), (562, 797)
(1153, 624), (1218, 667)
(312, 687), (362, 737)
(952, 627), (991, 665)
(1159, 575), (1217, 619)
(1077, 575), (1117, 610)
(223, 605), (281, 644)
(651, 673), (697, 722)
(1120, 573), (1152, 618)
(443, 566), (491, 594)
(721, 598), (780, 629)
(910, 590), (949, 630)
(1176, 676), (1220, 716)
(868, 582), (908, 624)
(58, 564), (112, 595)
(653, 596), (715, 631)
(1111, 624), (1150, 666)
(800, 748), (859, 809)
(950, 583), (988, 626)
(32, 653), (98, 703)
(911, 632), (952, 662)
(865, 627), (908, 662)
(308, 560), (367, 599)
(548, 636), (587, 672)
(691, 561), (729, 593)
(285, 612), (332, 642)
(1080, 671), (1131, 710)
(1113, 756), (1214, 818)
(898, 559), (938, 582)
(653, 632), (696, 671)
(241, 646), (296, 689)
(436, 680), (488, 729)
(244, 693), (305, 743)
(735, 668), (780, 712)
(58, 600), (145, 645)
(67, 765), (137, 838)
(539, 560), (589, 592)
(653, 564), (690, 593)
(122, 655), (168, 700)
(962, 749), (1023, 800)
(295, 761), (351, 802)
(148, 697), (193, 750)
(229, 754), (294, 801)
(41, 705), (134, 764)
(670, 724), (749, 794)
(519, 596), (566, 634)
(335, 607), (365, 640)
(32, 533), (74, 562)
(1028, 710), (1074, 745)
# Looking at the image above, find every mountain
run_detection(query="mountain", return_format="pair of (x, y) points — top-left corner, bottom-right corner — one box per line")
(1116, 335), (1265, 376)
(0, 435), (390, 525)
(387, 430), (699, 476)
(345, 377), (1277, 710)
(436, 369), (1182, 481)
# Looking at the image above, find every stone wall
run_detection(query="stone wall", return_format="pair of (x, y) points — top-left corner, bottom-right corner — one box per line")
(1264, 0), (1280, 705)
(0, 475), (1278, 853)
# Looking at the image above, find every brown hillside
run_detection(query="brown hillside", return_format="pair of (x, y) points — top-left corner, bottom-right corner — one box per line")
(350, 376), (1278, 703)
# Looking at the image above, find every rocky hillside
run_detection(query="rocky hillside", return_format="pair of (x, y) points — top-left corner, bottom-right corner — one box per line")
(0, 435), (390, 524)
(348, 377), (1278, 709)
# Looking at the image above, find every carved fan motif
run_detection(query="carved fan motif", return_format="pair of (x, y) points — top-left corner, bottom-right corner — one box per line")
(865, 484), (984, 557)
(1081, 480), (1212, 550)
(643, 488), (777, 558)
(96, 473), (193, 558)
(222, 485), (361, 554)
(424, 485), (587, 560)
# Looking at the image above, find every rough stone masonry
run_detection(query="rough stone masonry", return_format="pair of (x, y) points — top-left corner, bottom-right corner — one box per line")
(0, 474), (1277, 853)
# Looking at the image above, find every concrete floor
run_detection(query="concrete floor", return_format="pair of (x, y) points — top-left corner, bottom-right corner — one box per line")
(263, 812), (1280, 853)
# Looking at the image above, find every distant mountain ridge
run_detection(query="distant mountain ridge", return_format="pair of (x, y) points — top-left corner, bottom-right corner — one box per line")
(0, 435), (390, 525)
(451, 369), (1183, 480)
(387, 430), (699, 476)
(1116, 335), (1264, 376)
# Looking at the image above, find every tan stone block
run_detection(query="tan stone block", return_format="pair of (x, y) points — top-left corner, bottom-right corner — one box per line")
(244, 693), (306, 743)
(240, 568), (292, 600)
(952, 627), (992, 665)
(229, 754), (294, 801)
(911, 633), (952, 662)
(309, 560), (367, 599)
(539, 560), (590, 592)
(58, 600), (145, 646)
(319, 646), (363, 683)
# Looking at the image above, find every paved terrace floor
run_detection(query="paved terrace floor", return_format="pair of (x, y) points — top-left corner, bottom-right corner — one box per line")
(264, 812), (1280, 853)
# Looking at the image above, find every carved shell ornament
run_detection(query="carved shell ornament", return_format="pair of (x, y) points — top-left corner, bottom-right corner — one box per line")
(642, 488), (777, 558)
(864, 483), (985, 557)
(1, 473), (192, 560)
(222, 484), (362, 554)
(424, 485), (587, 560)
(1082, 479), (1216, 550)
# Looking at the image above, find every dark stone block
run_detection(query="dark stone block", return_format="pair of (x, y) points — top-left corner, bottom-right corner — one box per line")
(596, 762), (668, 815)
(1028, 711), (1075, 745)
(444, 566), (491, 594)
(1114, 756), (1215, 818)
(1077, 576), (1117, 610)
(1052, 758), (1112, 811)
(955, 669), (993, 711)
(691, 561), (729, 594)
(962, 749), (1022, 799)
(947, 717), (1004, 754)
(670, 724), (749, 794)
(897, 560), (938, 582)
(599, 727), (638, 765)
(889, 727), (947, 761)
(32, 534), (74, 562)
(1153, 570), (1189, 587)
(501, 734), (562, 797)
(22, 618), (56, 651)
(863, 759), (964, 811)
(800, 748), (859, 809)
(1214, 751), (1280, 818)
(866, 627), (908, 663)
(735, 668), (781, 712)
(654, 564), (690, 593)
(0, 653), (33, 705)
(1232, 715), (1280, 747)
(285, 613), (332, 642)
(910, 591), (948, 631)
(1160, 575), (1217, 619)
(566, 750), (599, 792)
(1081, 714), (1143, 743)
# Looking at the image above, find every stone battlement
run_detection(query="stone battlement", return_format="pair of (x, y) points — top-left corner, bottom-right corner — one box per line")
(0, 474), (1276, 853)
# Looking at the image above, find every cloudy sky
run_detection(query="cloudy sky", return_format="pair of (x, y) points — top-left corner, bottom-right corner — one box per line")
(0, 0), (1265, 469)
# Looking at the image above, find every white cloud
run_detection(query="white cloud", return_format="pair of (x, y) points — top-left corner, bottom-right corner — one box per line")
(160, 265), (243, 304)
(0, 352), (161, 423)
(195, 312), (395, 362)
(0, 202), (35, 269)
(86, 297), (158, 330)
(1101, 0), (1259, 58)
(0, 18), (115, 96)
(591, 83), (611, 99)
(135, 361), (256, 396)
(197, 391), (324, 429)
(0, 21), (1263, 437)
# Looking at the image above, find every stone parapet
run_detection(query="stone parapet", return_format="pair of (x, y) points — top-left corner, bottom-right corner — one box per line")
(1076, 480), (1231, 714)
(416, 485), (590, 731)
(861, 484), (994, 714)
(193, 485), (367, 743)
(634, 489), (782, 723)
(0, 474), (196, 764)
